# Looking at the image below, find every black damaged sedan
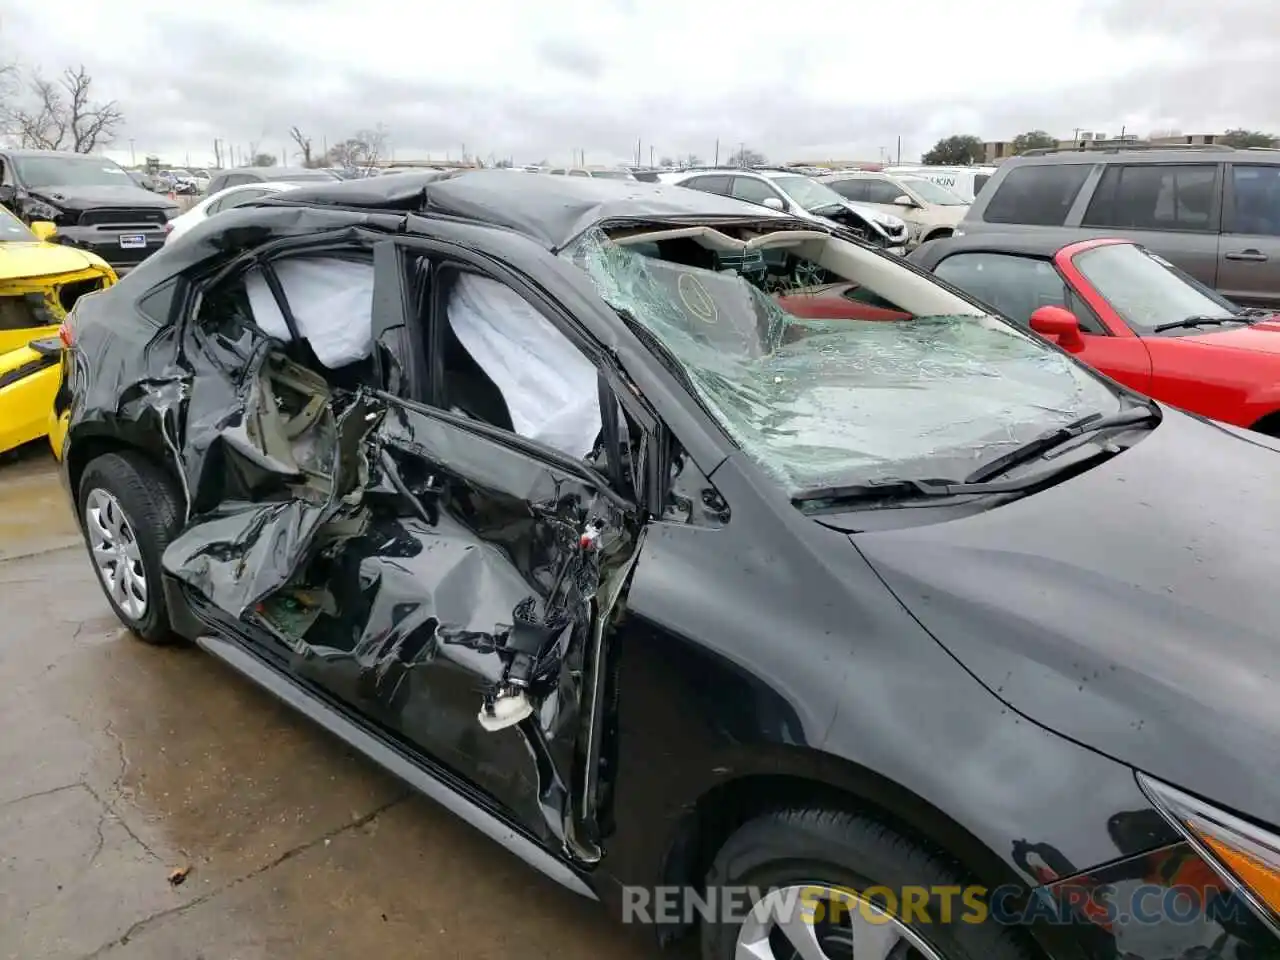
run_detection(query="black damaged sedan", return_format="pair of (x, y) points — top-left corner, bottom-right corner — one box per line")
(53, 171), (1280, 960)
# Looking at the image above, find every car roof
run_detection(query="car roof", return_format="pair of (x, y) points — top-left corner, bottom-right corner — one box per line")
(997, 148), (1280, 167)
(218, 181), (301, 192)
(907, 232), (1102, 269)
(820, 171), (897, 180)
(216, 166), (335, 179)
(271, 169), (788, 251)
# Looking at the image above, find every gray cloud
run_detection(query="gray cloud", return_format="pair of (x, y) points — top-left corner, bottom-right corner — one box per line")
(536, 38), (606, 80)
(4, 0), (1279, 167)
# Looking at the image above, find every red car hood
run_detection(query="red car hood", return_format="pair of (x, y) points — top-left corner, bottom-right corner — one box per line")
(1182, 318), (1280, 354)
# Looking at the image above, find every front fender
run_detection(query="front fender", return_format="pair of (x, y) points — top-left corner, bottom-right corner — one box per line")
(596, 457), (1172, 905)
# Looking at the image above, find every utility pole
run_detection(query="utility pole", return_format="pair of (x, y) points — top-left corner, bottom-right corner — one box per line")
(129, 139), (136, 165)
(738, 141), (745, 166)
(650, 145), (655, 166)
(636, 137), (642, 167)
(896, 136), (901, 164)
(714, 138), (719, 166)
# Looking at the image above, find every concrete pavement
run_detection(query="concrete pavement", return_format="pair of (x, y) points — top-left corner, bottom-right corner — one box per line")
(0, 448), (664, 960)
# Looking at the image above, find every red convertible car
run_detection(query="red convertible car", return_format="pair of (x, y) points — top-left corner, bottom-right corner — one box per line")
(895, 234), (1280, 436)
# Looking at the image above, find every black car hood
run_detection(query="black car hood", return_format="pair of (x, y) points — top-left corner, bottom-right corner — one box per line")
(854, 409), (1280, 827)
(30, 184), (177, 210)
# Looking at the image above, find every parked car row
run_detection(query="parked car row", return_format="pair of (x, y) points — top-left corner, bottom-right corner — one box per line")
(0, 149), (181, 273)
(28, 168), (1280, 960)
(658, 166), (914, 252)
(952, 144), (1280, 308)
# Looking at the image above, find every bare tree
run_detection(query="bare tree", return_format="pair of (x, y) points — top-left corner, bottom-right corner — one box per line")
(289, 125), (313, 167)
(251, 152), (276, 167)
(0, 58), (17, 114)
(356, 123), (389, 169)
(325, 137), (363, 169)
(243, 141), (260, 167)
(325, 123), (390, 172)
(5, 65), (123, 152)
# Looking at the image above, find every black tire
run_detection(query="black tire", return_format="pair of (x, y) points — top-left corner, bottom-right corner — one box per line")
(77, 451), (184, 645)
(700, 808), (1038, 960)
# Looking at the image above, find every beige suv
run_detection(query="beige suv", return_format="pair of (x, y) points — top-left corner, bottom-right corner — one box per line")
(819, 171), (970, 248)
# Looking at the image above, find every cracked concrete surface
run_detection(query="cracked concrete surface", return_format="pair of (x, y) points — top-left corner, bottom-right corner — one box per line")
(0, 450), (664, 960)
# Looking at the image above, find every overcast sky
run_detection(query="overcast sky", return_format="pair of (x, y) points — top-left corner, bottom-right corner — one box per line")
(4, 0), (1278, 168)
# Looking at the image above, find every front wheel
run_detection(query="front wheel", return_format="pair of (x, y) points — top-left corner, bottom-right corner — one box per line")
(700, 809), (1038, 960)
(77, 452), (184, 644)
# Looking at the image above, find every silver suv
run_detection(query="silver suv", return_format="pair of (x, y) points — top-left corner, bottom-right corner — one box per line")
(957, 146), (1280, 308)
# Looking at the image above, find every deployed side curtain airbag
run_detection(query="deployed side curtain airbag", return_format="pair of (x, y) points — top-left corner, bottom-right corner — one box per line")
(246, 258), (374, 369)
(446, 273), (601, 459)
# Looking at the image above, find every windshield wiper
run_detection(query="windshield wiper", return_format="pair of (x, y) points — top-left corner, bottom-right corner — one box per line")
(965, 405), (1160, 484)
(791, 476), (1031, 507)
(1152, 316), (1241, 333)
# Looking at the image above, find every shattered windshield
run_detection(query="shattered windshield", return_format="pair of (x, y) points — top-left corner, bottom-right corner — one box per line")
(567, 230), (1119, 496)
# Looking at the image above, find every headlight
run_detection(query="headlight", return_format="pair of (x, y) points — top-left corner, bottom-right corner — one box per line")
(25, 199), (62, 222)
(163, 206), (182, 221)
(1140, 773), (1280, 932)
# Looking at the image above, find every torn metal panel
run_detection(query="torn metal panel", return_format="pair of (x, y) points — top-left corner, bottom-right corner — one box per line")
(165, 368), (638, 844)
(163, 351), (381, 616)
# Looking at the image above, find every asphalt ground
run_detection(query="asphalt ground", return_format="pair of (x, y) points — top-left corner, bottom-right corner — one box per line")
(0, 446), (665, 960)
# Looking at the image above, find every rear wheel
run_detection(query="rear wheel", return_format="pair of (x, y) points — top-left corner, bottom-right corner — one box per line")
(700, 808), (1037, 960)
(77, 452), (184, 644)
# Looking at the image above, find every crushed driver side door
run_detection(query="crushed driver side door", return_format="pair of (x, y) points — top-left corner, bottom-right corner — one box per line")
(162, 240), (642, 856)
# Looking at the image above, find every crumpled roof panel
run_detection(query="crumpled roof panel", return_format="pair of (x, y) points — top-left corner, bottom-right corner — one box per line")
(269, 169), (789, 250)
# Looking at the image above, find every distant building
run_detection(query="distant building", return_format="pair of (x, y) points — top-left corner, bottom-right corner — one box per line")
(982, 131), (1277, 164)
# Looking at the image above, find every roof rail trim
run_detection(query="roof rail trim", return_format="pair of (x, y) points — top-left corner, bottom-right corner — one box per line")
(1017, 143), (1237, 158)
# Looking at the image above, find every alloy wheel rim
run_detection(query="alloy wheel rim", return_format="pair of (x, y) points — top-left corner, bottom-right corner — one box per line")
(84, 488), (148, 621)
(735, 884), (946, 960)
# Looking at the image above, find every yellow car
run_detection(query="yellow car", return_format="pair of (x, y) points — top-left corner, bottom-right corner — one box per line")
(0, 210), (117, 459)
